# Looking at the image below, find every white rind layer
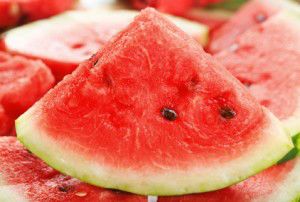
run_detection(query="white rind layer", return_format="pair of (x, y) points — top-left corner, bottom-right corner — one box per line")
(16, 107), (293, 196)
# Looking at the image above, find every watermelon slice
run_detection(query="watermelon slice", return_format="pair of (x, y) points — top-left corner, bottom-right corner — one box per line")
(0, 136), (146, 202)
(215, 12), (300, 137)
(2, 9), (208, 81)
(0, 0), (75, 28)
(0, 51), (54, 136)
(16, 8), (292, 195)
(209, 0), (300, 53)
(159, 147), (300, 201)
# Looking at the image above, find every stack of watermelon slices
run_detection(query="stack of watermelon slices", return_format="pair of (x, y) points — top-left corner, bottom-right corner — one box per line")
(0, 1), (299, 202)
(11, 6), (296, 200)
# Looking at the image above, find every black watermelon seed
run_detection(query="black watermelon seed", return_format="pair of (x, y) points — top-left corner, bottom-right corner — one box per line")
(58, 185), (71, 192)
(255, 13), (267, 23)
(161, 108), (177, 121)
(220, 107), (236, 119)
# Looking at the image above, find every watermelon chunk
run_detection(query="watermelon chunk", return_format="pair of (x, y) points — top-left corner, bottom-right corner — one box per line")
(0, 51), (54, 136)
(209, 0), (300, 53)
(215, 12), (300, 137)
(2, 9), (208, 81)
(0, 0), (75, 28)
(0, 136), (146, 202)
(16, 8), (292, 195)
(159, 154), (300, 201)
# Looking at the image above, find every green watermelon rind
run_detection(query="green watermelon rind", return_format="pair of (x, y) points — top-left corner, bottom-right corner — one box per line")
(16, 107), (293, 196)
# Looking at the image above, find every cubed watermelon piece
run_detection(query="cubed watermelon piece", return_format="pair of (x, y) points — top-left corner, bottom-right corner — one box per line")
(0, 51), (54, 136)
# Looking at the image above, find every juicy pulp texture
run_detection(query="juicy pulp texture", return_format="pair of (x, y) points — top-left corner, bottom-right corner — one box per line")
(215, 12), (300, 136)
(0, 51), (54, 136)
(2, 9), (208, 81)
(16, 8), (292, 195)
(209, 0), (300, 53)
(159, 156), (300, 202)
(0, 137), (146, 202)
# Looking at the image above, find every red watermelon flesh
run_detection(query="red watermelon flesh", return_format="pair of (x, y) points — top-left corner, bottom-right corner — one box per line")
(2, 9), (208, 81)
(0, 106), (13, 136)
(0, 1), (20, 28)
(208, 0), (300, 53)
(215, 12), (300, 137)
(0, 0), (75, 28)
(159, 156), (300, 202)
(16, 8), (292, 195)
(0, 51), (54, 136)
(0, 136), (147, 202)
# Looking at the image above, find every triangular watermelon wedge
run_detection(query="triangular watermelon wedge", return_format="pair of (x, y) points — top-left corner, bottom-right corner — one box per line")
(16, 8), (292, 196)
(209, 0), (300, 53)
(215, 12), (300, 137)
